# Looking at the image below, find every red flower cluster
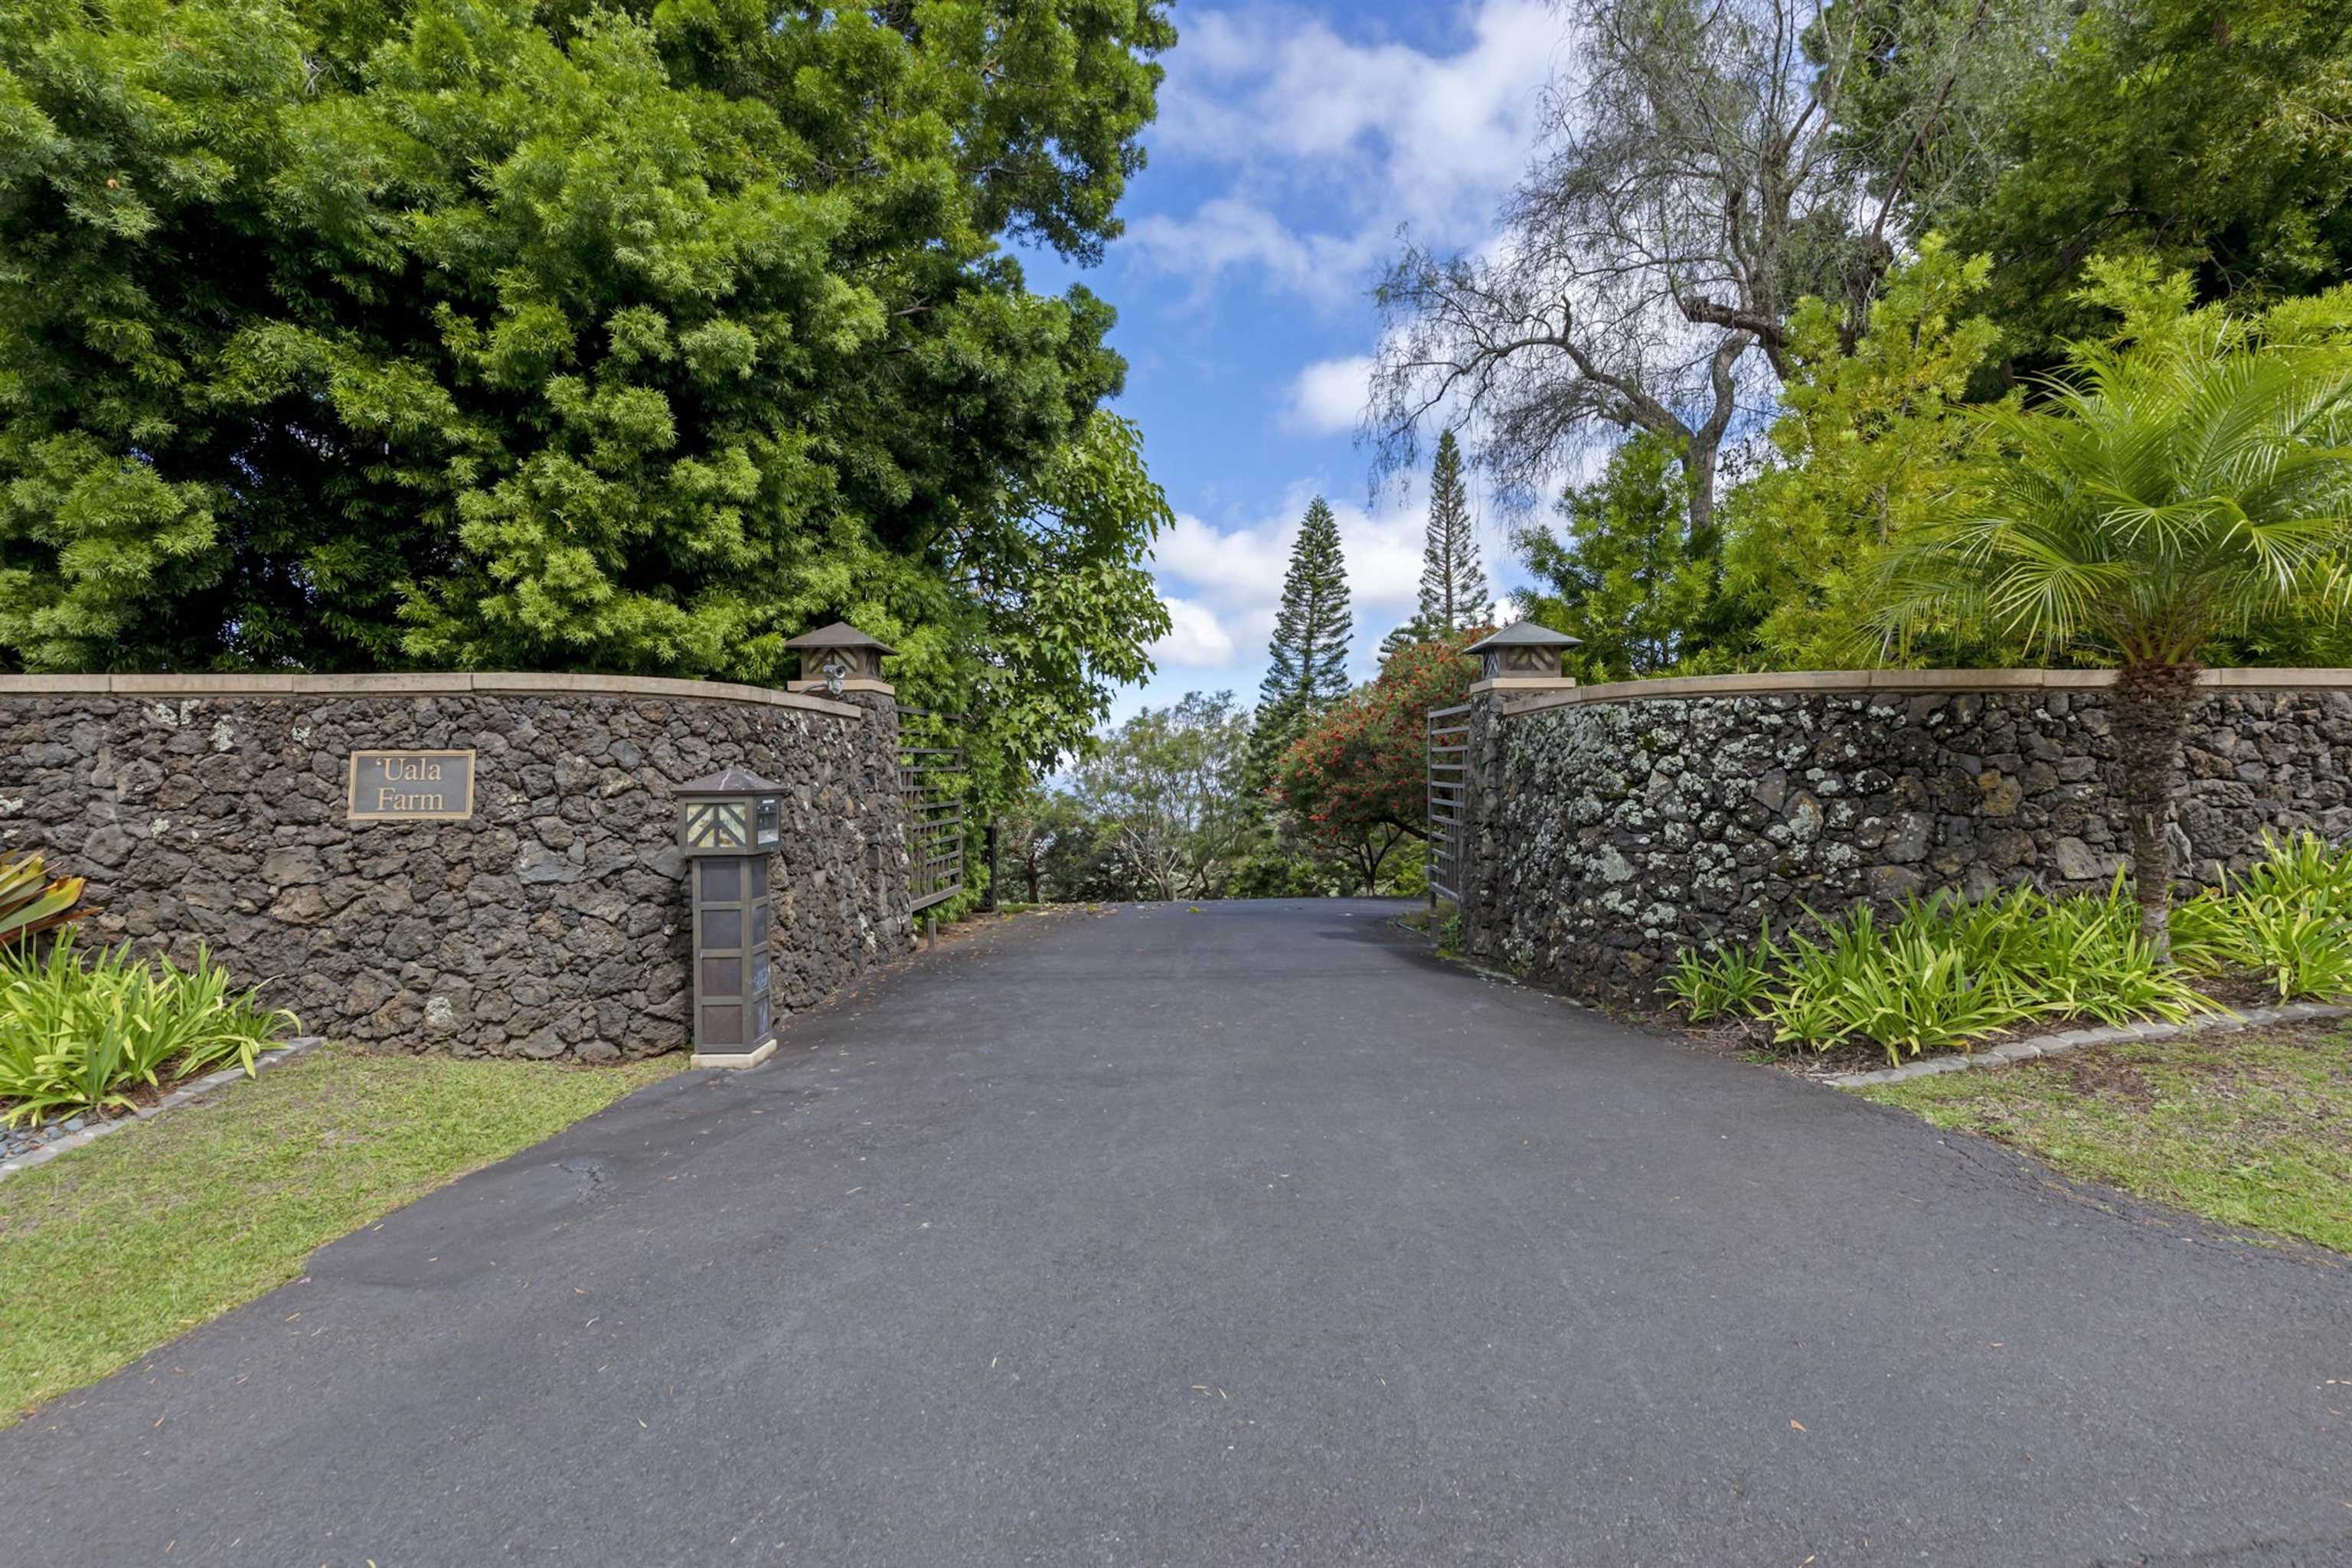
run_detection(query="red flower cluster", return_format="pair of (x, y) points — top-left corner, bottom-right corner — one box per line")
(1271, 629), (1486, 848)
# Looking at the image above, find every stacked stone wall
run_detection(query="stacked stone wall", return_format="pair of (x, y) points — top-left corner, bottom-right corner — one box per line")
(1459, 675), (2352, 1007)
(1, 676), (912, 1060)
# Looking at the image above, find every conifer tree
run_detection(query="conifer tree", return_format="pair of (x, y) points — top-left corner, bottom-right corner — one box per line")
(1249, 497), (1353, 786)
(1375, 623), (1419, 665)
(1416, 430), (1491, 634)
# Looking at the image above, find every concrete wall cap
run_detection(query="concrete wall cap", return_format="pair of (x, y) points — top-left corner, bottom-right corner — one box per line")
(0, 670), (864, 720)
(787, 677), (896, 697)
(1496, 666), (2352, 717)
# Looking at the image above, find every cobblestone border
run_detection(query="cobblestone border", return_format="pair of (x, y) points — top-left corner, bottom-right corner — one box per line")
(0, 1035), (328, 1183)
(1826, 1003), (2350, 1088)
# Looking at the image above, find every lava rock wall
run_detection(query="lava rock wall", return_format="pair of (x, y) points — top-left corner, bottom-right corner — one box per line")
(1460, 680), (2352, 1008)
(2, 678), (912, 1060)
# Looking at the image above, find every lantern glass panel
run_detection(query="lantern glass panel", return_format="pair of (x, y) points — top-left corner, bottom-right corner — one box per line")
(688, 801), (750, 850)
(755, 795), (781, 846)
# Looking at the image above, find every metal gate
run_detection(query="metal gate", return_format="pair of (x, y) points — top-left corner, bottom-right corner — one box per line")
(897, 707), (966, 913)
(1426, 704), (1471, 903)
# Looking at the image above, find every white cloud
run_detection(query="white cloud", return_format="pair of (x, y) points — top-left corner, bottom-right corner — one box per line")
(1285, 355), (1375, 435)
(1148, 595), (1238, 668)
(1125, 1), (1564, 302)
(1148, 478), (1516, 684)
(1123, 201), (1382, 309)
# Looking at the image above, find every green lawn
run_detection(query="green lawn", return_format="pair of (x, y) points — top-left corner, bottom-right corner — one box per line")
(1859, 1023), (2352, 1253)
(0, 1042), (677, 1425)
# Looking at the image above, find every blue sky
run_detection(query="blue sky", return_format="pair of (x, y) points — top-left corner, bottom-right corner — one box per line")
(1021, 0), (1569, 724)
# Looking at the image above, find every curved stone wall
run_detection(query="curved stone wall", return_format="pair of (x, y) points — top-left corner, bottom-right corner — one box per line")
(1457, 671), (2352, 1008)
(1, 674), (911, 1060)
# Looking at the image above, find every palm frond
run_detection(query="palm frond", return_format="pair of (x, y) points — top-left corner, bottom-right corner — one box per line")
(1877, 303), (2352, 660)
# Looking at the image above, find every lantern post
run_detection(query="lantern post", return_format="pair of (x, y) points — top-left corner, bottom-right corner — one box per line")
(1462, 622), (1582, 694)
(783, 622), (897, 697)
(677, 767), (785, 1068)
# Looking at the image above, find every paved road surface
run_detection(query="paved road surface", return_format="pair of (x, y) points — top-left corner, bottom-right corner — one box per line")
(4, 900), (2349, 1566)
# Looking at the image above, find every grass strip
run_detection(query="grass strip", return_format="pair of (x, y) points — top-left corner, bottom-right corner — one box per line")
(0, 1041), (675, 1424)
(1859, 1023), (2352, 1253)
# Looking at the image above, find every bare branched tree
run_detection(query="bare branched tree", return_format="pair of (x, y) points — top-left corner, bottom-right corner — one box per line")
(1825, 0), (2073, 256)
(1370, 0), (1892, 538)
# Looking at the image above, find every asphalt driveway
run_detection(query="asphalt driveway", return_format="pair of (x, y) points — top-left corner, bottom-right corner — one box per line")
(4, 899), (2348, 1566)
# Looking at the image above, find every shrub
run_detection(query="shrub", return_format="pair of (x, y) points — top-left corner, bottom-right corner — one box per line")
(1666, 925), (1779, 1022)
(1675, 881), (2224, 1067)
(0, 936), (298, 1126)
(2172, 831), (2352, 1000)
(2224, 829), (2352, 906)
(1764, 901), (2042, 1062)
(2230, 899), (2352, 1001)
(1672, 837), (2352, 1065)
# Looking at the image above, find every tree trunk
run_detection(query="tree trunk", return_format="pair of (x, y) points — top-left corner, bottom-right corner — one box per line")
(2112, 661), (2203, 962)
(1683, 430), (1719, 550)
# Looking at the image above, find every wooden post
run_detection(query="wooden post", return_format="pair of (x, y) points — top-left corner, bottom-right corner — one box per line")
(983, 824), (1000, 912)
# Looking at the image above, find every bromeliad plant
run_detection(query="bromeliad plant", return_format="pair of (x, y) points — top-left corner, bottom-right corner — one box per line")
(1, 851), (87, 946)
(0, 935), (298, 1125)
(2169, 830), (2352, 1001)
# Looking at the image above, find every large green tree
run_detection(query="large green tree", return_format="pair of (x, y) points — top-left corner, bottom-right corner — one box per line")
(1717, 238), (2007, 668)
(1248, 495), (1351, 786)
(1413, 431), (1491, 633)
(1072, 690), (1257, 901)
(1516, 433), (1718, 681)
(1830, 0), (2352, 372)
(0, 0), (1174, 776)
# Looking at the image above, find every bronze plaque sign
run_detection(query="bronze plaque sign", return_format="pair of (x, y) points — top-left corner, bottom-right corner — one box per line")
(348, 750), (475, 821)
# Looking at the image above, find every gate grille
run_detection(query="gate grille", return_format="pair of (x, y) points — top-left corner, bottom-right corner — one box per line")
(898, 707), (967, 913)
(1426, 703), (1471, 902)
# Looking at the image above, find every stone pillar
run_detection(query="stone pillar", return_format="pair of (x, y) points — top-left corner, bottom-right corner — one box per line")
(1455, 684), (1580, 961)
(1455, 688), (1503, 959)
(781, 620), (916, 961)
(841, 687), (914, 960)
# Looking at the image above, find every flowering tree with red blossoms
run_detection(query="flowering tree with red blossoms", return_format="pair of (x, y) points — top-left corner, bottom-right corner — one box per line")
(1271, 629), (1487, 893)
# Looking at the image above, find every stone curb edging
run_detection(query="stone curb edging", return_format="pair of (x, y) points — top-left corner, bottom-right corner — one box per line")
(1825, 1002), (2350, 1088)
(0, 1035), (328, 1183)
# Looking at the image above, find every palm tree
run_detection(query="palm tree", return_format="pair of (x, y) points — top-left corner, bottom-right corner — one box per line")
(1873, 302), (2352, 959)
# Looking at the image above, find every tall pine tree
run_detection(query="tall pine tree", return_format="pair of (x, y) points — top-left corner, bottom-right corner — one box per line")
(1417, 430), (1491, 632)
(1250, 496), (1353, 788)
(1379, 430), (1491, 662)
